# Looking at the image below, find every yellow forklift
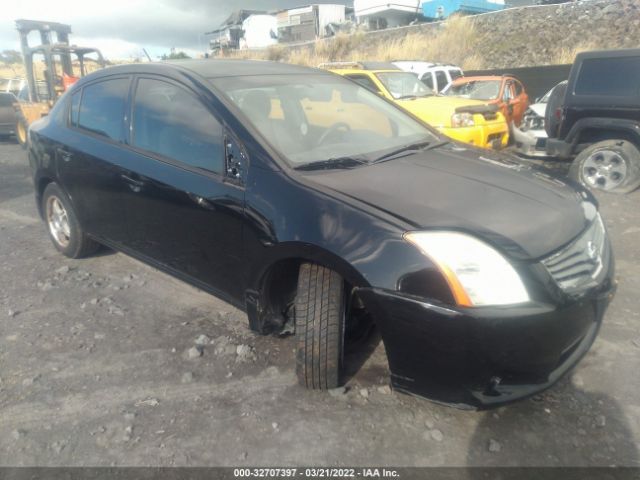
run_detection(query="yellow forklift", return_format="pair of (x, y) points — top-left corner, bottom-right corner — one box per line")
(14, 19), (105, 147)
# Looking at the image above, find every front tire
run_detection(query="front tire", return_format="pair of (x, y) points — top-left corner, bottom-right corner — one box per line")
(295, 263), (345, 390)
(42, 183), (100, 258)
(569, 140), (640, 194)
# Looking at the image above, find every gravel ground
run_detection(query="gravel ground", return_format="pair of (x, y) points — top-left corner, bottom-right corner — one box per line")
(0, 139), (639, 467)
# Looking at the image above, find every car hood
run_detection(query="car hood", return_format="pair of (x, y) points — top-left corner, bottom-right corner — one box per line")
(396, 96), (492, 127)
(528, 102), (547, 117)
(303, 144), (592, 260)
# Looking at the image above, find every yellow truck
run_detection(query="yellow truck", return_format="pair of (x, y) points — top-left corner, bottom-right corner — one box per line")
(321, 62), (509, 149)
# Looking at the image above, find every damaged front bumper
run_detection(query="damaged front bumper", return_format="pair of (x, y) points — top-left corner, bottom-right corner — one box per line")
(512, 125), (550, 158)
(439, 122), (509, 150)
(357, 266), (615, 410)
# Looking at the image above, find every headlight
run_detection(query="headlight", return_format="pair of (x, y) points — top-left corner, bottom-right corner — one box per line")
(451, 112), (475, 128)
(404, 231), (530, 307)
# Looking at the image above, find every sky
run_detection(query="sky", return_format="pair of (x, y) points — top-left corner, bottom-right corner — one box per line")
(0, 0), (352, 60)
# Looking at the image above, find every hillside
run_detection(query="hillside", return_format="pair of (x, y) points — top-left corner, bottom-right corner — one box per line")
(225, 0), (640, 70)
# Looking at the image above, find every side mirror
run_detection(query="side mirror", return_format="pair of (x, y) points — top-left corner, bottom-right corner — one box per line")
(225, 135), (246, 182)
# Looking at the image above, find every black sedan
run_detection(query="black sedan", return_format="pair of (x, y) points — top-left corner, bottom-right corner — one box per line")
(27, 60), (615, 409)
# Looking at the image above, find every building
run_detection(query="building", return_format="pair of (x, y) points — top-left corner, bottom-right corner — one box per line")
(422, 0), (505, 20)
(240, 15), (278, 49)
(353, 0), (422, 29)
(277, 4), (347, 43)
(206, 9), (266, 52)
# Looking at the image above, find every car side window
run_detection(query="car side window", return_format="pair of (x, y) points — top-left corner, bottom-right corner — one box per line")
(346, 75), (380, 94)
(70, 90), (81, 126)
(449, 69), (462, 81)
(77, 77), (129, 141)
(435, 71), (448, 91)
(132, 77), (224, 174)
(514, 81), (523, 96)
(0, 93), (14, 107)
(503, 82), (513, 102)
(421, 73), (435, 90)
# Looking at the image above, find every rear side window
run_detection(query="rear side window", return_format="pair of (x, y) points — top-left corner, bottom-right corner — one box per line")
(575, 57), (640, 96)
(77, 78), (129, 141)
(435, 71), (448, 91)
(0, 93), (15, 107)
(421, 73), (435, 90)
(132, 78), (224, 174)
(449, 69), (463, 81)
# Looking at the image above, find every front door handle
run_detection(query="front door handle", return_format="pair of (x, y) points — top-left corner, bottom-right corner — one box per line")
(56, 148), (72, 162)
(120, 173), (145, 192)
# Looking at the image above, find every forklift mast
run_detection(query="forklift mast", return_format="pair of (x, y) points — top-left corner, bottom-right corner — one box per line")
(16, 19), (72, 102)
(16, 19), (104, 103)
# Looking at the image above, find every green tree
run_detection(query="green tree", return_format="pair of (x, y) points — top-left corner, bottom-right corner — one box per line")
(160, 50), (191, 60)
(0, 50), (23, 65)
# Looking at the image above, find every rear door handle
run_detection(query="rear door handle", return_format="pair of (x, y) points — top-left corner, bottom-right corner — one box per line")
(56, 148), (72, 162)
(188, 193), (215, 210)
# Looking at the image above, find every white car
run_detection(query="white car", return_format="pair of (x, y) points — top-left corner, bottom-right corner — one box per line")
(512, 87), (554, 158)
(392, 61), (463, 93)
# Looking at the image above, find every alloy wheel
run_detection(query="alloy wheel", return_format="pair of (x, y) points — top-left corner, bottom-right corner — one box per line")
(46, 196), (71, 248)
(581, 149), (627, 191)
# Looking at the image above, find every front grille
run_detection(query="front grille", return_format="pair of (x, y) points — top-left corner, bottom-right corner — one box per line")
(542, 215), (607, 292)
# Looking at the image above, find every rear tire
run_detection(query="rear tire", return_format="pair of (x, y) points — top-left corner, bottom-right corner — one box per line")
(42, 183), (100, 258)
(569, 140), (640, 194)
(295, 263), (345, 390)
(15, 110), (28, 149)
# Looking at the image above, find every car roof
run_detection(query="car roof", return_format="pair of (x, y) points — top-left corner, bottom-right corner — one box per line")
(454, 75), (504, 82)
(170, 59), (323, 78)
(83, 59), (327, 81)
(331, 69), (408, 75)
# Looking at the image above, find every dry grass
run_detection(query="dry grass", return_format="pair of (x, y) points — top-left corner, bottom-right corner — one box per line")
(224, 16), (486, 69)
(0, 64), (24, 78)
(551, 41), (600, 66)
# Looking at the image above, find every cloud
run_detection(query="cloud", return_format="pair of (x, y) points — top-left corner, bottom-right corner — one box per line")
(0, 0), (352, 59)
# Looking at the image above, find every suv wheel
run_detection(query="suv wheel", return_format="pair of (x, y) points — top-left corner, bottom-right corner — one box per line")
(42, 183), (100, 258)
(569, 140), (640, 194)
(295, 263), (345, 390)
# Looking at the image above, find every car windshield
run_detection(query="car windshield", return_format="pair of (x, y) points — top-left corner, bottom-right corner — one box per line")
(210, 74), (438, 168)
(539, 88), (553, 103)
(375, 72), (435, 99)
(445, 80), (502, 100)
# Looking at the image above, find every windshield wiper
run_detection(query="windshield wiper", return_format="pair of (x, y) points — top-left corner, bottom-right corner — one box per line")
(371, 141), (433, 163)
(371, 140), (450, 164)
(294, 156), (368, 171)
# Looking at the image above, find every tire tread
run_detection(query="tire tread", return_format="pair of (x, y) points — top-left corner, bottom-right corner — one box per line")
(295, 263), (344, 390)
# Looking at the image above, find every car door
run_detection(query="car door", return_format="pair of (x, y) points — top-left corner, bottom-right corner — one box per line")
(500, 80), (515, 124)
(120, 76), (246, 302)
(511, 80), (529, 126)
(57, 76), (132, 245)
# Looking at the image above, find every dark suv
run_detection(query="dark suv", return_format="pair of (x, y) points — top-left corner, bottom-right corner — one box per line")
(546, 49), (640, 194)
